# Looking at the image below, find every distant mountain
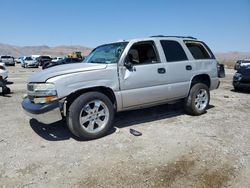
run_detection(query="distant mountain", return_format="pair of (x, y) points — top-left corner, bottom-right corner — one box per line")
(215, 52), (250, 62)
(0, 43), (92, 57)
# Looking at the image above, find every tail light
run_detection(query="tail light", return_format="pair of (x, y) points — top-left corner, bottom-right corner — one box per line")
(0, 65), (5, 70)
(217, 61), (225, 78)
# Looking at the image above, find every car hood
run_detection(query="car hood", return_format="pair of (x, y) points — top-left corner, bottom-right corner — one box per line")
(28, 63), (107, 82)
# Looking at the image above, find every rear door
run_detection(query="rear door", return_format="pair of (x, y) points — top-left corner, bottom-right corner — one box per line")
(158, 40), (194, 99)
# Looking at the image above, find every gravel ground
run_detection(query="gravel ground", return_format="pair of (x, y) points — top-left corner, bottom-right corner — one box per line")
(0, 65), (250, 188)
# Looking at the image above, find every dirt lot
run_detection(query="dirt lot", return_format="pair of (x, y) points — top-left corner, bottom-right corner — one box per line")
(0, 65), (250, 188)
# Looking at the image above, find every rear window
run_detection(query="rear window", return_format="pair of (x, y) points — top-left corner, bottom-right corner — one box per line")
(185, 42), (211, 59)
(160, 40), (188, 62)
(41, 56), (51, 59)
(25, 57), (33, 60)
(1, 56), (11, 59)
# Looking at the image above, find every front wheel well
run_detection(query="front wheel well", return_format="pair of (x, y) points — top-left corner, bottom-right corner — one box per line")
(191, 74), (211, 89)
(64, 87), (117, 115)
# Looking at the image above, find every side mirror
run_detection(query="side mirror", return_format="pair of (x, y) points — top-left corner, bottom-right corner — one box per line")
(217, 63), (225, 78)
(124, 61), (134, 71)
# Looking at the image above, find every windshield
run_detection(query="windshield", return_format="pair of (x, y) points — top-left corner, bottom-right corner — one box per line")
(84, 42), (128, 64)
(242, 60), (250, 64)
(26, 57), (33, 60)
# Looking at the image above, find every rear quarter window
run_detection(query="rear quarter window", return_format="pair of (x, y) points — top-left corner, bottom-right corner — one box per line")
(160, 40), (188, 62)
(185, 41), (213, 60)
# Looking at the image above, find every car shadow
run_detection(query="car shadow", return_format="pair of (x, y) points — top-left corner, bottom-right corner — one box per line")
(114, 102), (184, 129)
(29, 102), (214, 142)
(231, 88), (250, 94)
(0, 90), (13, 97)
(30, 119), (71, 141)
(207, 104), (215, 110)
(4, 81), (14, 85)
(0, 93), (12, 97)
(29, 119), (116, 142)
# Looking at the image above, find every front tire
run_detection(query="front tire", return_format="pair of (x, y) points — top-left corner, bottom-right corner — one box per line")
(184, 83), (210, 115)
(234, 86), (241, 92)
(67, 92), (114, 139)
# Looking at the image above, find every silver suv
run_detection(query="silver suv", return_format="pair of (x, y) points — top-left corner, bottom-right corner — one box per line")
(0, 56), (15, 66)
(22, 36), (223, 139)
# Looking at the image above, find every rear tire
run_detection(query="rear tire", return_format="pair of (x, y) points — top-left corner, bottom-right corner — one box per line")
(67, 92), (114, 140)
(184, 83), (210, 115)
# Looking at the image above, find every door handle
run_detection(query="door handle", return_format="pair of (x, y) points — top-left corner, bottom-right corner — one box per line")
(186, 65), (192, 70)
(158, 68), (166, 74)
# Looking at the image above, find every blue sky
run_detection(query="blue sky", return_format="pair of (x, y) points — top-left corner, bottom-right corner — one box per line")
(0, 0), (249, 52)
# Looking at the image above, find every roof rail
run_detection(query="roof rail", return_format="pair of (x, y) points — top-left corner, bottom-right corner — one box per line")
(150, 35), (197, 40)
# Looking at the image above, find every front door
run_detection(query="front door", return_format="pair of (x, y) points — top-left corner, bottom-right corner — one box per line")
(119, 41), (168, 108)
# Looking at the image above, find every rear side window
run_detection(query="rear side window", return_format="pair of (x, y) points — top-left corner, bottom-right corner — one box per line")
(160, 40), (188, 62)
(185, 42), (211, 59)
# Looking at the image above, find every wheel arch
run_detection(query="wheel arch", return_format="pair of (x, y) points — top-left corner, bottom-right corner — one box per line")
(64, 86), (117, 116)
(190, 74), (211, 90)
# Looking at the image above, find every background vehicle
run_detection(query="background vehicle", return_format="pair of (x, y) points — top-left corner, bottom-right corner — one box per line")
(233, 64), (250, 91)
(0, 62), (8, 80)
(42, 57), (83, 69)
(0, 56), (15, 66)
(0, 62), (10, 94)
(36, 56), (52, 66)
(20, 56), (26, 67)
(22, 36), (223, 140)
(52, 57), (64, 62)
(68, 51), (83, 59)
(31, 55), (40, 60)
(22, 56), (39, 68)
(15, 57), (25, 64)
(234, 59), (250, 70)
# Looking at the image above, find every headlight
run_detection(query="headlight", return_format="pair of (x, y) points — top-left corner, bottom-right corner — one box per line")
(27, 83), (58, 104)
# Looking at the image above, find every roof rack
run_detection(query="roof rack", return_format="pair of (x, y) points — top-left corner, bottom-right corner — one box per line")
(150, 35), (197, 40)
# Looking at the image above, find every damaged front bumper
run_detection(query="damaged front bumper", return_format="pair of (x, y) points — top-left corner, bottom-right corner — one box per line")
(22, 97), (63, 124)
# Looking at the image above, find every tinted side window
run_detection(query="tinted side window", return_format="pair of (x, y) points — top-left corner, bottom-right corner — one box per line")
(185, 42), (211, 59)
(160, 40), (188, 62)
